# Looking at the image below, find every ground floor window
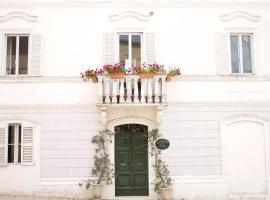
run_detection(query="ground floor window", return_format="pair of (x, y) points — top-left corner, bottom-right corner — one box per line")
(8, 124), (22, 164)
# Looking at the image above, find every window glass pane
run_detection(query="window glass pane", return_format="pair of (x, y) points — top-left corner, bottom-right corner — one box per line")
(19, 36), (29, 75)
(19, 125), (21, 144)
(131, 35), (141, 66)
(18, 144), (21, 163)
(8, 125), (15, 163)
(6, 36), (16, 75)
(230, 35), (240, 73)
(18, 125), (21, 163)
(8, 145), (14, 163)
(8, 125), (15, 144)
(242, 35), (252, 73)
(119, 35), (129, 64)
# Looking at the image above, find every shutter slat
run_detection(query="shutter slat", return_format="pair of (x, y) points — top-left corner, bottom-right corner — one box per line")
(104, 32), (115, 64)
(22, 125), (34, 165)
(30, 34), (41, 76)
(216, 33), (230, 75)
(144, 32), (156, 63)
(0, 126), (7, 166)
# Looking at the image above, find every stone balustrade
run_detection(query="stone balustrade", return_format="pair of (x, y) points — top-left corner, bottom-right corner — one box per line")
(97, 75), (167, 105)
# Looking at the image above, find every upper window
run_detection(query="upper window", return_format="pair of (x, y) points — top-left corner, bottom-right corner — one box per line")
(119, 33), (141, 67)
(230, 34), (253, 74)
(8, 124), (22, 164)
(6, 35), (29, 75)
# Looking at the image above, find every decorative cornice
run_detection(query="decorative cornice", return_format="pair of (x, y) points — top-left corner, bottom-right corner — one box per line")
(109, 11), (152, 22)
(220, 11), (261, 22)
(0, 11), (38, 22)
(0, 1), (270, 9)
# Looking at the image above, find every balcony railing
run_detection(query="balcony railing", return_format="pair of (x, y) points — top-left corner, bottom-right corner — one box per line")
(97, 75), (167, 105)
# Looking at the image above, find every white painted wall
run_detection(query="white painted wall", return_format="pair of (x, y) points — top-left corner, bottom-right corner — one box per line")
(0, 0), (270, 199)
(1, 105), (269, 200)
(1, 4), (270, 76)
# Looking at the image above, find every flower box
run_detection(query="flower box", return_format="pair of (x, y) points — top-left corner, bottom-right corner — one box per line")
(166, 75), (173, 81)
(90, 75), (98, 83)
(109, 71), (125, 79)
(139, 72), (155, 78)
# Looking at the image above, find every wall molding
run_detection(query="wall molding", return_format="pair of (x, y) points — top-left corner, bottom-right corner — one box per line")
(221, 113), (268, 125)
(220, 11), (261, 22)
(0, 11), (38, 22)
(109, 11), (152, 22)
(1, 75), (270, 84)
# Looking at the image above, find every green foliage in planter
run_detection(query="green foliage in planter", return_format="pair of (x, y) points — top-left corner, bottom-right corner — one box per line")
(145, 129), (173, 193)
(79, 128), (114, 189)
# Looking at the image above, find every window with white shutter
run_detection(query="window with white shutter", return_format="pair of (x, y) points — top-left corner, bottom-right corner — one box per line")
(0, 122), (35, 167)
(0, 124), (8, 166)
(3, 33), (41, 76)
(105, 32), (155, 67)
(0, 32), (5, 76)
(29, 33), (41, 76)
(21, 124), (34, 165)
(216, 32), (230, 75)
(104, 32), (115, 64)
(144, 32), (156, 64)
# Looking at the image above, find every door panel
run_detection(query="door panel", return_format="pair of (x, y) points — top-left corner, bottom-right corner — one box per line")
(116, 135), (130, 149)
(117, 174), (131, 186)
(115, 124), (148, 196)
(134, 174), (148, 186)
(133, 151), (146, 171)
(117, 152), (130, 171)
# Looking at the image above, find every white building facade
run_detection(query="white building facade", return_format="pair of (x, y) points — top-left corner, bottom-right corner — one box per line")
(0, 0), (270, 199)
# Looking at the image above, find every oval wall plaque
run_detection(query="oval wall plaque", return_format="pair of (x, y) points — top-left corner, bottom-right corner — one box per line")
(155, 139), (170, 150)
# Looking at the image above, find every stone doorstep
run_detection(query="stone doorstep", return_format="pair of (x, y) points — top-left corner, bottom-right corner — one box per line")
(0, 195), (153, 200)
(1, 195), (268, 200)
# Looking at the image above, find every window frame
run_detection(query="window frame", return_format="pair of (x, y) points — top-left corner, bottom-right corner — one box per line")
(7, 123), (21, 165)
(117, 32), (143, 68)
(5, 34), (30, 76)
(229, 33), (254, 75)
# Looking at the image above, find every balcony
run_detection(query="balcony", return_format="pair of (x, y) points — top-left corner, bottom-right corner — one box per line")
(97, 75), (167, 105)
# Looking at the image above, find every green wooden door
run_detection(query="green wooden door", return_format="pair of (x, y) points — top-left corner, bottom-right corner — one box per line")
(115, 124), (148, 196)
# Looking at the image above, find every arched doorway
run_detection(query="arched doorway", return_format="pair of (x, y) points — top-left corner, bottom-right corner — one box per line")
(114, 124), (149, 196)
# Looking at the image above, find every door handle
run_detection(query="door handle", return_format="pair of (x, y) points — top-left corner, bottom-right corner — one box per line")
(137, 162), (143, 166)
(120, 162), (126, 166)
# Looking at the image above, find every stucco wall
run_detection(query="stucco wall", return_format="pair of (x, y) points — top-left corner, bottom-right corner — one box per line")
(0, 104), (269, 199)
(0, 4), (270, 76)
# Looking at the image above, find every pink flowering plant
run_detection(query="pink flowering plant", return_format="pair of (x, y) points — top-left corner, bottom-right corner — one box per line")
(133, 63), (166, 75)
(102, 63), (126, 74)
(80, 68), (104, 81)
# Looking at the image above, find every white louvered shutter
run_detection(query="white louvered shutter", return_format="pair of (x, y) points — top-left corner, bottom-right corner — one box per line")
(104, 32), (115, 64)
(0, 124), (7, 166)
(0, 32), (5, 76)
(29, 33), (41, 76)
(216, 33), (230, 75)
(21, 124), (34, 165)
(144, 32), (156, 63)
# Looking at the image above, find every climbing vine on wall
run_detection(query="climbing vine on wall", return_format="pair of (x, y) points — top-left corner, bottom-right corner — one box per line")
(79, 128), (114, 189)
(145, 129), (173, 192)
